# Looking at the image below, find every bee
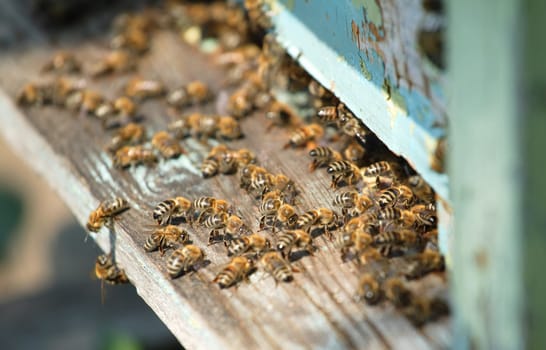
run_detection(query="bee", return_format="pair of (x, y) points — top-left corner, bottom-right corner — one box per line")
(343, 213), (378, 235)
(377, 185), (415, 209)
(16, 82), (52, 106)
(404, 250), (445, 279)
(373, 229), (419, 246)
(239, 164), (267, 191)
(283, 124), (324, 149)
(151, 131), (184, 159)
(354, 273), (382, 304)
(216, 115), (243, 140)
(260, 251), (294, 283)
(201, 157), (219, 178)
(87, 198), (129, 232)
(259, 195), (282, 217)
(106, 123), (146, 154)
(411, 204), (438, 228)
(187, 114), (221, 141)
(407, 175), (435, 202)
(265, 100), (298, 131)
(153, 197), (193, 226)
(308, 146), (342, 172)
(124, 77), (165, 100)
(166, 245), (205, 278)
(95, 253), (129, 285)
(50, 77), (80, 106)
(260, 203), (298, 232)
(65, 89), (104, 113)
(227, 86), (255, 118)
(338, 109), (367, 140)
(430, 138), (446, 173)
(335, 229), (373, 261)
(326, 160), (362, 188)
(362, 161), (397, 178)
(384, 278), (412, 308)
(332, 190), (374, 218)
(226, 233), (270, 257)
(90, 50), (137, 77)
(113, 145), (157, 168)
(193, 196), (231, 222)
(377, 208), (419, 231)
(357, 247), (383, 265)
(42, 51), (81, 74)
(264, 173), (297, 201)
(201, 212), (235, 244)
(316, 105), (339, 126)
(244, 0), (272, 29)
(213, 256), (254, 289)
(166, 81), (212, 107)
(111, 27), (150, 54)
(144, 225), (189, 255)
(343, 141), (366, 164)
(402, 297), (450, 327)
(276, 230), (315, 258)
(296, 208), (339, 237)
(96, 96), (137, 121)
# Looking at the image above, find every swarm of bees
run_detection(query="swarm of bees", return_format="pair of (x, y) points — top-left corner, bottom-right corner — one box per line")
(17, 0), (448, 330)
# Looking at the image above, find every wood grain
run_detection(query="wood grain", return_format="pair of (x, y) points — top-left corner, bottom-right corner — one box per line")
(0, 20), (450, 350)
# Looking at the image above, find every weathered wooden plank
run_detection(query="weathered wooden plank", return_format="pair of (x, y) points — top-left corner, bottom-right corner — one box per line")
(0, 22), (449, 350)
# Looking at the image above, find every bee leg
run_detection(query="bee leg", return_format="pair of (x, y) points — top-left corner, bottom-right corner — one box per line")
(159, 246), (165, 256)
(309, 160), (317, 172)
(208, 230), (218, 245)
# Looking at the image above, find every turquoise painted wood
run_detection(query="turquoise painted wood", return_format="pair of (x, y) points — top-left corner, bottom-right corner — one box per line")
(268, 0), (449, 201)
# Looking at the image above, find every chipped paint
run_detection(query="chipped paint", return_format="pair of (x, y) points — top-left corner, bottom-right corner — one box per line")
(353, 0), (383, 27)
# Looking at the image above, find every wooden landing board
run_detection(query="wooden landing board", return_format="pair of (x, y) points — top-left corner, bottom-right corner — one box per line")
(0, 22), (450, 350)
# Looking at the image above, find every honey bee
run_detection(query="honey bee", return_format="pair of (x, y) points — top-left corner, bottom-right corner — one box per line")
(264, 173), (297, 201)
(95, 253), (129, 285)
(430, 138), (446, 173)
(41, 52), (81, 74)
(144, 225), (189, 255)
(111, 27), (150, 54)
(244, 0), (272, 29)
(354, 273), (382, 304)
(377, 185), (415, 209)
(151, 131), (184, 159)
(407, 175), (435, 202)
(316, 105), (339, 126)
(153, 197), (193, 226)
(276, 230), (315, 258)
(384, 278), (412, 308)
(410, 204), (438, 228)
(201, 157), (219, 178)
(402, 297), (450, 327)
(87, 198), (129, 232)
(90, 50), (137, 77)
(124, 77), (165, 100)
(265, 100), (298, 131)
(338, 109), (367, 141)
(343, 141), (366, 164)
(283, 124), (324, 149)
(373, 229), (419, 246)
(296, 208), (339, 237)
(335, 228), (373, 261)
(326, 160), (362, 188)
(377, 208), (419, 231)
(226, 233), (270, 257)
(332, 190), (374, 218)
(96, 96), (137, 121)
(113, 145), (157, 168)
(227, 86), (255, 118)
(308, 146), (342, 172)
(16, 82), (51, 106)
(260, 251), (294, 283)
(106, 123), (146, 154)
(166, 81), (212, 107)
(239, 164), (267, 191)
(357, 247), (384, 265)
(343, 213), (378, 235)
(260, 203), (298, 232)
(362, 161), (397, 178)
(259, 195), (282, 217)
(166, 245), (205, 278)
(65, 89), (104, 114)
(50, 77), (81, 106)
(217, 116), (243, 140)
(193, 196), (231, 222)
(201, 212), (229, 244)
(213, 256), (254, 289)
(404, 249), (445, 279)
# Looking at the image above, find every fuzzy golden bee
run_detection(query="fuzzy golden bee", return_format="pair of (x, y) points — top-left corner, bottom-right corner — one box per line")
(355, 273), (382, 304)
(260, 251), (294, 283)
(225, 233), (270, 257)
(343, 141), (366, 164)
(402, 297), (450, 327)
(335, 228), (373, 261)
(87, 197), (129, 232)
(326, 160), (362, 188)
(384, 278), (412, 308)
(167, 81), (212, 107)
(308, 146), (342, 172)
(404, 250), (445, 279)
(17, 82), (53, 106)
(213, 256), (254, 289)
(124, 77), (165, 100)
(362, 161), (397, 178)
(113, 145), (157, 168)
(152, 196), (193, 226)
(41, 51), (81, 74)
(265, 100), (298, 131)
(144, 225), (189, 255)
(106, 123), (146, 154)
(283, 123), (324, 149)
(407, 175), (435, 202)
(90, 50), (137, 77)
(193, 196), (231, 222)
(95, 253), (129, 285)
(377, 185), (415, 209)
(65, 89), (104, 114)
(151, 131), (185, 159)
(201, 212), (247, 244)
(332, 190), (374, 218)
(296, 208), (339, 237)
(166, 245), (205, 278)
(276, 230), (315, 259)
(259, 203), (298, 232)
